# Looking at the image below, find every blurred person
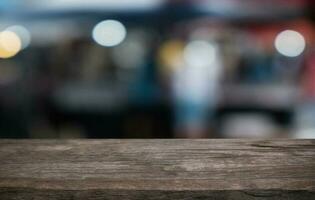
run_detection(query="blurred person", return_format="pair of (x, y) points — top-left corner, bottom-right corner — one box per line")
(171, 28), (223, 137)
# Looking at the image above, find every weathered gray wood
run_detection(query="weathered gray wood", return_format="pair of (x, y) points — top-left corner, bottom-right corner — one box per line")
(0, 139), (314, 199)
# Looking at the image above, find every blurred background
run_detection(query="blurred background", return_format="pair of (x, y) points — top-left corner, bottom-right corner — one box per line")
(0, 0), (315, 139)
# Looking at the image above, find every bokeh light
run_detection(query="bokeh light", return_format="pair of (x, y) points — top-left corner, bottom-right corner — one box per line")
(183, 40), (217, 68)
(275, 30), (306, 57)
(158, 40), (184, 72)
(92, 20), (127, 47)
(6, 25), (31, 49)
(0, 31), (22, 59)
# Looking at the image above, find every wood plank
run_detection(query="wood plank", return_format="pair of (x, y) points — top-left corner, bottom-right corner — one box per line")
(0, 139), (314, 199)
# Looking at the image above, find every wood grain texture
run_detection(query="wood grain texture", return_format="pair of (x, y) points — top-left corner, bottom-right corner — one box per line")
(0, 139), (314, 199)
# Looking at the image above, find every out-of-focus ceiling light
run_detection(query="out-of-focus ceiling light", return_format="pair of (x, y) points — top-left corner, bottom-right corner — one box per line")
(275, 30), (306, 57)
(92, 20), (127, 47)
(183, 40), (217, 68)
(5, 25), (31, 49)
(0, 30), (22, 59)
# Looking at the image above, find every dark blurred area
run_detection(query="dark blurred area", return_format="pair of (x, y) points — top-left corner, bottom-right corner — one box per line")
(1, 0), (315, 138)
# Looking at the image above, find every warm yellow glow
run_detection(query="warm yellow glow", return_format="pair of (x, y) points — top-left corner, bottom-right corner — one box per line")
(158, 40), (184, 72)
(0, 31), (22, 59)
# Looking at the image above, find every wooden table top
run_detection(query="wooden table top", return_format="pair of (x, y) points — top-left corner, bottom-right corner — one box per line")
(0, 139), (314, 199)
